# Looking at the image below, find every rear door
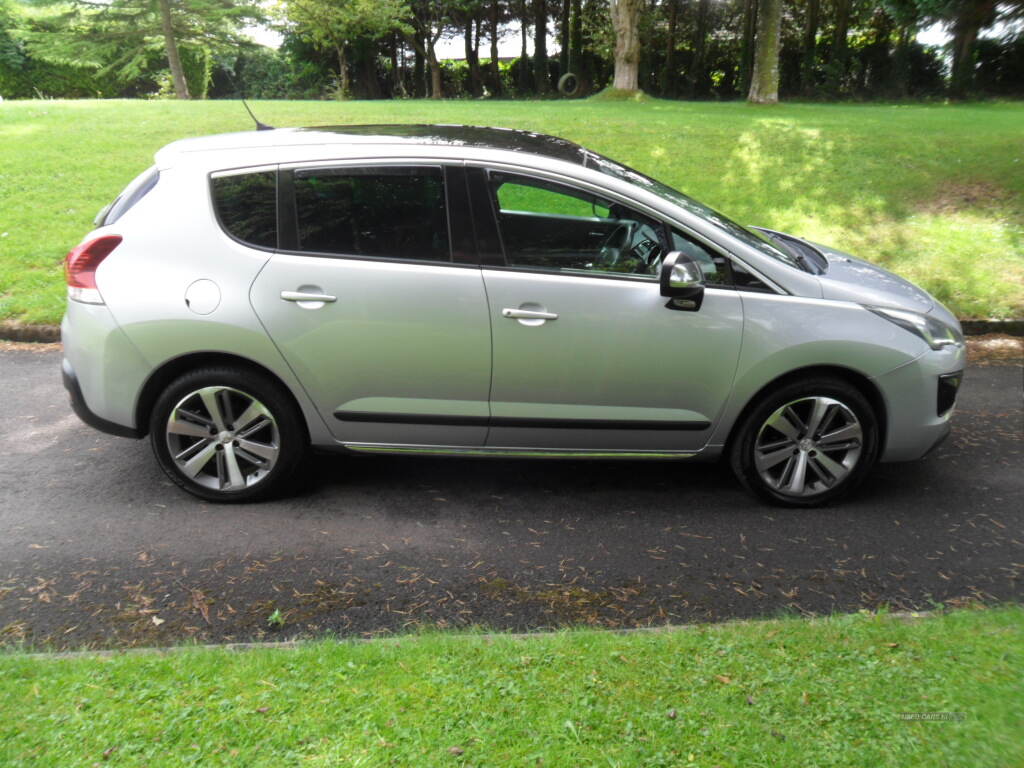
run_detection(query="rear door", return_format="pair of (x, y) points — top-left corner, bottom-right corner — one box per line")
(249, 163), (492, 447)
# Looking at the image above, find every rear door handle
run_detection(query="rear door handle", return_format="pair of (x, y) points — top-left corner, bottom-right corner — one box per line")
(280, 290), (337, 303)
(502, 308), (558, 320)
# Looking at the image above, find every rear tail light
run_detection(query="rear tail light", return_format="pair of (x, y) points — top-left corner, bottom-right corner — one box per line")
(65, 235), (121, 304)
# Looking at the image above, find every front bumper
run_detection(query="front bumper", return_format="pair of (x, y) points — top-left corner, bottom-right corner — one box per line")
(872, 344), (967, 462)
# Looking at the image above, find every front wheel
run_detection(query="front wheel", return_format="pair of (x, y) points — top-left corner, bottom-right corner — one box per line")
(150, 367), (307, 503)
(729, 377), (880, 507)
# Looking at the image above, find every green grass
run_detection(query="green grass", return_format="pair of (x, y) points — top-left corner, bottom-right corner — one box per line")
(1, 606), (1021, 766)
(1, 98), (1022, 324)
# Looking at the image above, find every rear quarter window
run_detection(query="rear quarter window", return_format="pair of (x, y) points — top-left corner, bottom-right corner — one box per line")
(211, 171), (277, 249)
(101, 166), (159, 226)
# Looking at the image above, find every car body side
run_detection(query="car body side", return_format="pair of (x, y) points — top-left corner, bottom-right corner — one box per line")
(61, 137), (966, 464)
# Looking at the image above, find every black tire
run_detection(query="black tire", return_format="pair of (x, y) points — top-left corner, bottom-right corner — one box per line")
(729, 376), (880, 507)
(149, 366), (307, 503)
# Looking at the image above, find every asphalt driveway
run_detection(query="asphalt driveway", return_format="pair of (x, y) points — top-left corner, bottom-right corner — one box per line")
(1, 343), (1020, 649)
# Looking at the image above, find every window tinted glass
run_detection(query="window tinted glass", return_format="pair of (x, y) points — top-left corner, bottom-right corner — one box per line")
(670, 229), (731, 286)
(490, 172), (662, 280)
(731, 261), (773, 292)
(583, 153), (805, 271)
(497, 180), (610, 218)
(212, 171), (277, 249)
(294, 167), (450, 262)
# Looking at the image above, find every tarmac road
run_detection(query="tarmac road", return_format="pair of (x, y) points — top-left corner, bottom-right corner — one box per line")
(0, 344), (1020, 649)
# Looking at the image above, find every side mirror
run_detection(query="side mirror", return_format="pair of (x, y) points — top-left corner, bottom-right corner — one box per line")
(660, 251), (705, 311)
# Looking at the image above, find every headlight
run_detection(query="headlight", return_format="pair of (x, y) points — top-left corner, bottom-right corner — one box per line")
(865, 306), (963, 350)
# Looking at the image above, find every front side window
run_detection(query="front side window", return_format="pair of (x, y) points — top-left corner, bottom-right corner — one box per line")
(583, 152), (805, 271)
(669, 229), (731, 286)
(211, 171), (277, 249)
(489, 171), (664, 279)
(293, 166), (450, 262)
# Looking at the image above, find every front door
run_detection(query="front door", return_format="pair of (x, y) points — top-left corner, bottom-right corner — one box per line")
(478, 170), (743, 451)
(250, 164), (492, 447)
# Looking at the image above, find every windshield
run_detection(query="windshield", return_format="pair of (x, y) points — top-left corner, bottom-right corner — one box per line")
(583, 151), (804, 271)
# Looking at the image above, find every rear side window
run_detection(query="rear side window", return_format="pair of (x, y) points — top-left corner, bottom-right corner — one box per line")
(292, 166), (450, 262)
(211, 171), (277, 249)
(101, 166), (159, 226)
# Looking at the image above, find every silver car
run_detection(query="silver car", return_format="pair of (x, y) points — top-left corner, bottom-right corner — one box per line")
(61, 124), (965, 506)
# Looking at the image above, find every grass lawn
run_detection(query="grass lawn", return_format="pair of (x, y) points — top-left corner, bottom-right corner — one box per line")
(1, 606), (1021, 766)
(0, 98), (1022, 324)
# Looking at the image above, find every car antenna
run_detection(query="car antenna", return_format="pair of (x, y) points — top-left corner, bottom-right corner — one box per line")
(241, 98), (273, 131)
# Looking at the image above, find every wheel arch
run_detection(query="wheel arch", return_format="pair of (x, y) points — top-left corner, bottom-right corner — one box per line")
(134, 351), (310, 441)
(722, 364), (888, 457)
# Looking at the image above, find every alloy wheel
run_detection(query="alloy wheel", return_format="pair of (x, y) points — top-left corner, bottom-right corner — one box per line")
(165, 386), (280, 492)
(753, 396), (863, 498)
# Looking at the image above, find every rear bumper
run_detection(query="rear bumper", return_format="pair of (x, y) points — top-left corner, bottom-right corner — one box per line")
(61, 299), (150, 439)
(62, 359), (142, 439)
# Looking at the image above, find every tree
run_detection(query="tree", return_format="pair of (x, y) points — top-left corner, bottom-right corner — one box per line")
(747, 0), (781, 102)
(800, 0), (820, 94)
(690, 0), (711, 97)
(405, 0), (454, 98)
(738, 0), (758, 95)
(827, 0), (852, 93)
(948, 0), (998, 96)
(609, 0), (642, 90)
(25, 0), (264, 99)
(285, 0), (408, 98)
(534, 0), (549, 92)
(487, 0), (503, 95)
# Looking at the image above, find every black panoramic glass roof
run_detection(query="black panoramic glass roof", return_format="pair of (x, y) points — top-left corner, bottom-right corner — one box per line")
(297, 124), (593, 166)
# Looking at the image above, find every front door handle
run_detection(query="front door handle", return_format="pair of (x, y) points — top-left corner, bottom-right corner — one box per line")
(502, 308), (558, 321)
(280, 290), (337, 303)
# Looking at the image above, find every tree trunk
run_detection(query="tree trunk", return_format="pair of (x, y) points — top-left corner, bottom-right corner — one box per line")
(392, 34), (407, 97)
(800, 0), (819, 95)
(559, 0), (570, 75)
(570, 0), (583, 84)
(519, 3), (530, 92)
(534, 0), (549, 93)
(358, 40), (382, 99)
(428, 46), (442, 98)
(891, 25), (910, 98)
(610, 0), (643, 91)
(336, 45), (349, 99)
(158, 0), (189, 100)
(828, 0), (850, 93)
(691, 0), (710, 97)
(662, 0), (678, 96)
(950, 0), (996, 98)
(747, 0), (780, 103)
(489, 0), (502, 95)
(739, 0), (758, 96)
(413, 35), (425, 97)
(465, 18), (483, 96)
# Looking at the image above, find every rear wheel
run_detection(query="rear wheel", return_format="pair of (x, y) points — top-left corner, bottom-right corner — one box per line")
(729, 377), (880, 507)
(150, 367), (306, 503)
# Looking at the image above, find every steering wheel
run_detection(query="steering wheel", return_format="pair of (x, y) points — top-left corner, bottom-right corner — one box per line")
(597, 221), (637, 268)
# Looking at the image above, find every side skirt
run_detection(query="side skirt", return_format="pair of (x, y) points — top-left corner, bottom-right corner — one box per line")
(338, 443), (702, 460)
